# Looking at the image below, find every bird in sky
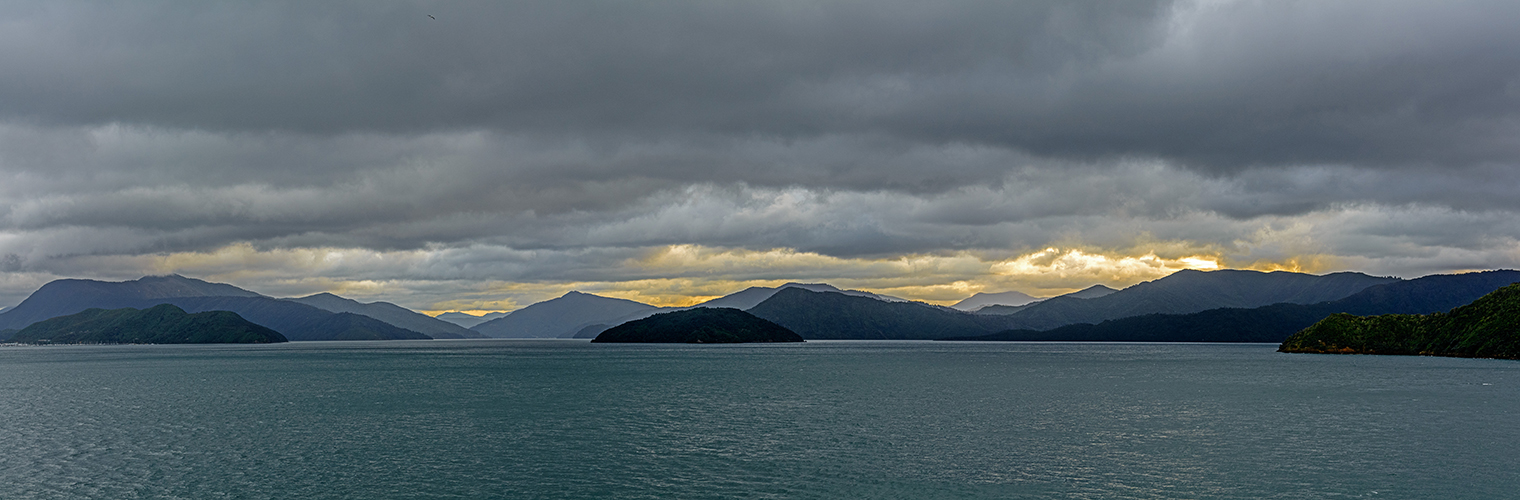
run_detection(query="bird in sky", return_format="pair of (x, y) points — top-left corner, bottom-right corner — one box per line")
(427, 14), (436, 20)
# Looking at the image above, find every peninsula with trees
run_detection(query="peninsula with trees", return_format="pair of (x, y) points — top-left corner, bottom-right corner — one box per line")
(1279, 284), (1520, 359)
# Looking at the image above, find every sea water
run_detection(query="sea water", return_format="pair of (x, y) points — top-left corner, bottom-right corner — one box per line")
(1, 340), (1516, 499)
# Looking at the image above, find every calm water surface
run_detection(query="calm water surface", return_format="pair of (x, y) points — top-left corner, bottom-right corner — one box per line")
(1, 340), (1516, 499)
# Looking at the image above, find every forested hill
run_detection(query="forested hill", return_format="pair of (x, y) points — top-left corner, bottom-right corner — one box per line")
(9, 304), (287, 344)
(1280, 283), (1520, 359)
(592, 308), (803, 343)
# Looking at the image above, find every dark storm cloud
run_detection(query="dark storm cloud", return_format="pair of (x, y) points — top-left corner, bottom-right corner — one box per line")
(5, 0), (1516, 172)
(3, 0), (1520, 309)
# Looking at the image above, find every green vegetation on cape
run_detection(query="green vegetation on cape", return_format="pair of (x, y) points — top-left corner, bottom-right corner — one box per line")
(592, 307), (803, 344)
(1279, 283), (1520, 359)
(10, 304), (287, 344)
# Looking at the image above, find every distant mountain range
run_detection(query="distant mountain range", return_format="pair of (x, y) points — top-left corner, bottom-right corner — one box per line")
(0, 275), (449, 341)
(158, 296), (429, 341)
(748, 287), (1010, 339)
(5, 269), (1511, 344)
(951, 290), (1040, 311)
(948, 270), (1520, 343)
(457, 269), (1418, 340)
(486, 282), (912, 339)
(692, 283), (907, 310)
(972, 285), (1119, 314)
(987, 270), (1399, 331)
(471, 291), (661, 338)
(435, 311), (508, 329)
(290, 293), (485, 339)
(0, 275), (261, 330)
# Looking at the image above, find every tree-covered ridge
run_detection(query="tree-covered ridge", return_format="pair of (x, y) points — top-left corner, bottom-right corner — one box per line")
(592, 307), (803, 344)
(10, 304), (287, 344)
(1279, 283), (1520, 359)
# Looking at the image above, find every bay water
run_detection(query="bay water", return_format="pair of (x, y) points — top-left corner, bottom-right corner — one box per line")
(1, 340), (1516, 499)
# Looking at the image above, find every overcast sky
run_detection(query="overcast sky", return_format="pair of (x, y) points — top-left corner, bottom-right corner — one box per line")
(3, 0), (1519, 312)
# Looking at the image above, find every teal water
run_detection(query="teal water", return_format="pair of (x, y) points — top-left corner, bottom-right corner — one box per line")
(1, 340), (1516, 499)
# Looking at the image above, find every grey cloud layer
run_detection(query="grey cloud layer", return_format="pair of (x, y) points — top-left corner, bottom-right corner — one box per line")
(2, 0), (1520, 308)
(4, 1), (1518, 169)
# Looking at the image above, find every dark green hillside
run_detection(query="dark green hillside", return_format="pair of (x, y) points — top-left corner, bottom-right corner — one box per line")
(1280, 284), (1520, 359)
(11, 304), (286, 344)
(592, 308), (802, 343)
(0, 329), (15, 342)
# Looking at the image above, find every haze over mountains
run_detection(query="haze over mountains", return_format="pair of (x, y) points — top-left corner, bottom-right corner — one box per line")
(468, 269), (1435, 341)
(972, 285), (1119, 315)
(289, 293), (484, 339)
(0, 275), (445, 341)
(470, 283), (912, 339)
(950, 270), (1520, 343)
(471, 291), (660, 338)
(694, 283), (908, 310)
(951, 291), (1040, 311)
(435, 311), (508, 329)
(995, 270), (1400, 331)
(2, 268), (1514, 344)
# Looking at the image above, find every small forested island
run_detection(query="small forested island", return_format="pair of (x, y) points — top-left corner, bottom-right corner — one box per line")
(592, 307), (804, 344)
(10, 304), (287, 344)
(1279, 283), (1520, 359)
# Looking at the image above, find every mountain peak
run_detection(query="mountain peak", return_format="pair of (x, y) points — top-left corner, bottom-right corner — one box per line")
(951, 290), (1040, 311)
(1063, 284), (1118, 299)
(779, 283), (843, 292)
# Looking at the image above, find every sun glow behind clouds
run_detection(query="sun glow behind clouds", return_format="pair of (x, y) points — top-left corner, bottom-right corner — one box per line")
(3, 241), (1328, 312)
(990, 247), (1220, 288)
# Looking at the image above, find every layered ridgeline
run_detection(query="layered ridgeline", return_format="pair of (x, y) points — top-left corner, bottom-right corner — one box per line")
(592, 308), (803, 344)
(951, 290), (1040, 311)
(9, 304), (286, 344)
(1280, 283), (1520, 359)
(748, 287), (1012, 339)
(476, 283), (907, 339)
(435, 311), (508, 329)
(0, 274), (260, 330)
(948, 270), (1520, 343)
(465, 270), (1405, 340)
(973, 285), (1117, 315)
(746, 270), (1396, 340)
(289, 293), (485, 339)
(0, 275), (433, 341)
(472, 291), (661, 338)
(695, 283), (908, 310)
(984, 270), (1399, 331)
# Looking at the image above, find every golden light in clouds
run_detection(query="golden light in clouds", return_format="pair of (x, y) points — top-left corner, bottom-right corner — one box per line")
(58, 241), (1336, 313)
(991, 247), (1220, 283)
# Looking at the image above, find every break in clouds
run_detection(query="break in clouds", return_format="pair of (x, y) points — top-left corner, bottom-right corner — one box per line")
(2, 0), (1519, 310)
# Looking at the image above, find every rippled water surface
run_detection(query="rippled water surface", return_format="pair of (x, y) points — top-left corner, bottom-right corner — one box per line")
(1, 340), (1517, 499)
